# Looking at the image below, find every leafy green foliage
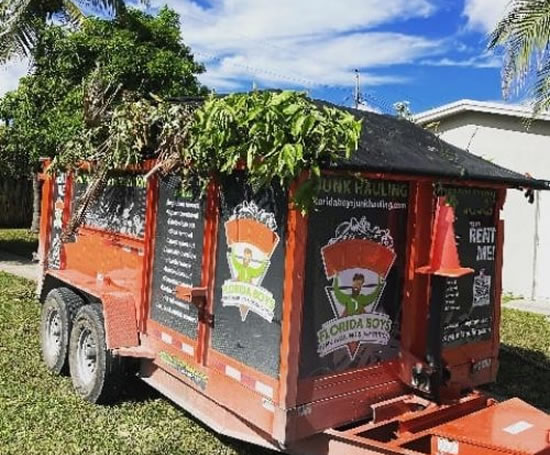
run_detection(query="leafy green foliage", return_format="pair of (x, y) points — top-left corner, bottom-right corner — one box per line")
(0, 271), (273, 455)
(33, 7), (206, 99)
(187, 91), (362, 210)
(0, 64), (85, 175)
(54, 90), (362, 213)
(489, 0), (550, 114)
(0, 7), (206, 177)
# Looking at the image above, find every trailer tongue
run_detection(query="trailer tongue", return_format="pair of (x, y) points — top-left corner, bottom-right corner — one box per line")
(295, 395), (550, 455)
(37, 102), (550, 455)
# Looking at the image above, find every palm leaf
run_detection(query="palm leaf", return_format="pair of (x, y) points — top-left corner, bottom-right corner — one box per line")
(72, 0), (127, 17)
(61, 0), (85, 24)
(0, 0), (150, 64)
(0, 0), (34, 63)
(532, 56), (550, 112)
(489, 0), (550, 113)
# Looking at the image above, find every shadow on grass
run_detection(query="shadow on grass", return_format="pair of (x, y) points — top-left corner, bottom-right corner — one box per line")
(482, 343), (550, 410)
(116, 370), (277, 454)
(119, 372), (162, 404)
(0, 229), (38, 260)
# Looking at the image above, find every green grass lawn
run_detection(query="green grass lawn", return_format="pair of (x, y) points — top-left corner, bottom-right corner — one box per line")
(484, 308), (550, 410)
(1, 270), (550, 454)
(0, 229), (39, 260)
(0, 273), (272, 455)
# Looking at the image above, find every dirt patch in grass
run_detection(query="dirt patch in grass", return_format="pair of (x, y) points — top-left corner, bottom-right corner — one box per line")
(0, 229), (38, 260)
(0, 273), (274, 455)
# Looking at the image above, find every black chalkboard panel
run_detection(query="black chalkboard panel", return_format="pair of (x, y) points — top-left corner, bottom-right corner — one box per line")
(210, 174), (286, 378)
(48, 173), (67, 270)
(299, 176), (410, 379)
(149, 175), (206, 339)
(440, 186), (498, 347)
(72, 174), (147, 238)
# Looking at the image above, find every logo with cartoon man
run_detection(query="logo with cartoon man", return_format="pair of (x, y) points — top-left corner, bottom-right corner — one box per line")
(333, 273), (384, 316)
(231, 247), (268, 284)
(318, 217), (396, 360)
(222, 202), (279, 322)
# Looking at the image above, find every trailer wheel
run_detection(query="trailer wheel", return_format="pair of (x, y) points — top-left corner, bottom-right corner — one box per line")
(69, 304), (123, 404)
(40, 288), (84, 375)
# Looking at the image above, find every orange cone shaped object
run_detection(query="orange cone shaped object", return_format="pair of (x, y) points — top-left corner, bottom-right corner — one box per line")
(417, 197), (474, 278)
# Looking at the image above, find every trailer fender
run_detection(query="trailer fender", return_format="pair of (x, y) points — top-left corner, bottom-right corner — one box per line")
(100, 291), (139, 349)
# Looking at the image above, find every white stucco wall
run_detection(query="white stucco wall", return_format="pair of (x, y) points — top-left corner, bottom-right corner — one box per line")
(432, 112), (550, 300)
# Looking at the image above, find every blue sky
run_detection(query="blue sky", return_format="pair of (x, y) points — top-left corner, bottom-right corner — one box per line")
(0, 0), (513, 115)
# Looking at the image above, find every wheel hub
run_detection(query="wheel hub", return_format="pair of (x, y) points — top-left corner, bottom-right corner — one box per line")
(77, 328), (97, 385)
(44, 309), (62, 360)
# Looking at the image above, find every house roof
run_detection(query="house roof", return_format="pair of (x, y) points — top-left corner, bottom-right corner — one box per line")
(326, 102), (550, 190)
(413, 99), (550, 125)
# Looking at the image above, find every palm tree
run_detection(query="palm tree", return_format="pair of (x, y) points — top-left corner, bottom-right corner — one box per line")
(489, 0), (550, 114)
(0, 0), (132, 63)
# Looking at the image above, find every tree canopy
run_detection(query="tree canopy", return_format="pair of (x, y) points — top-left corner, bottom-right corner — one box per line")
(489, 0), (550, 114)
(0, 6), (207, 177)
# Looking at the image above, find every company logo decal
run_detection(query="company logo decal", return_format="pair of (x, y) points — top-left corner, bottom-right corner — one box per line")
(221, 201), (280, 322)
(317, 217), (395, 360)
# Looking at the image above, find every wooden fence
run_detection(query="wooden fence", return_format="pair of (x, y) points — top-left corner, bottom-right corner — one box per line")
(0, 178), (33, 228)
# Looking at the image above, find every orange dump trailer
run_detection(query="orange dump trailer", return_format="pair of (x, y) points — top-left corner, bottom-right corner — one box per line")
(37, 106), (550, 455)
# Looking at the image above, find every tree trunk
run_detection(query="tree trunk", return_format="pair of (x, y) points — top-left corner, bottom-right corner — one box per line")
(30, 173), (41, 233)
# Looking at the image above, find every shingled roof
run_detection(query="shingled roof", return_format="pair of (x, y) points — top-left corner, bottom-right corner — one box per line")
(173, 95), (548, 190)
(327, 103), (550, 190)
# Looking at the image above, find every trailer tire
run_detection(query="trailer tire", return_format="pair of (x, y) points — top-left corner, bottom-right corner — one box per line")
(69, 304), (124, 404)
(40, 288), (84, 375)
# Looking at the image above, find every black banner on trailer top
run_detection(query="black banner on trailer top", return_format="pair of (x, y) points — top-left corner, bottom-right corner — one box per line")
(211, 174), (286, 378)
(72, 174), (147, 238)
(150, 175), (206, 339)
(299, 175), (410, 379)
(440, 186), (498, 348)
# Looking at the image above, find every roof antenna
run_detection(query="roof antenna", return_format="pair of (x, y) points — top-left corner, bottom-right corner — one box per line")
(354, 69), (360, 109)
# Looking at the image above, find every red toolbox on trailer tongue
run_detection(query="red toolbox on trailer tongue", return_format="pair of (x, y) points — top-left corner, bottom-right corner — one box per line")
(431, 399), (550, 455)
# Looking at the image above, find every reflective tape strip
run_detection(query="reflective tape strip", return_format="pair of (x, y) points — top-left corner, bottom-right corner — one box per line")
(255, 381), (274, 399)
(161, 332), (173, 345)
(225, 365), (242, 381)
(180, 342), (194, 356)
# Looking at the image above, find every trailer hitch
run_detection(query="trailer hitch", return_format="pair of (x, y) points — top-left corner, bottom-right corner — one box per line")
(423, 275), (449, 402)
(399, 275), (453, 403)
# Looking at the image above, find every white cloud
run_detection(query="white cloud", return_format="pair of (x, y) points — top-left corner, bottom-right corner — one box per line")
(0, 58), (28, 97)
(463, 0), (510, 34)
(152, 0), (443, 92)
(421, 52), (501, 69)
